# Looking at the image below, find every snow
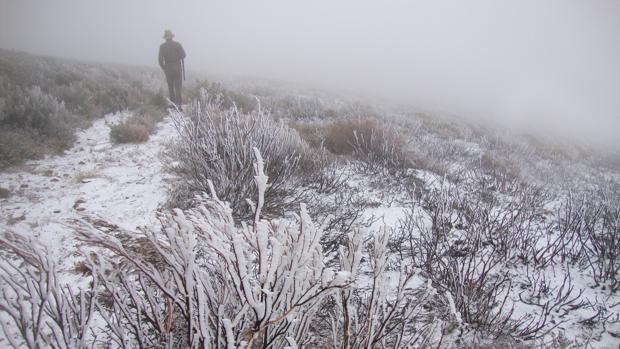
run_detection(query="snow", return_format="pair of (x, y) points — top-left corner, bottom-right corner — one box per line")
(0, 101), (618, 347)
(0, 111), (177, 269)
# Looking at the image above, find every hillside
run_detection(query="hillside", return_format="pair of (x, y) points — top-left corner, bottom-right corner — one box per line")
(0, 49), (164, 169)
(0, 53), (619, 348)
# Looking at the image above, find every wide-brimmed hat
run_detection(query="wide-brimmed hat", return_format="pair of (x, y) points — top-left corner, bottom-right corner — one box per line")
(163, 30), (174, 39)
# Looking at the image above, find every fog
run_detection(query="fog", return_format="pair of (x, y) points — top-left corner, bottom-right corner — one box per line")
(1, 0), (619, 148)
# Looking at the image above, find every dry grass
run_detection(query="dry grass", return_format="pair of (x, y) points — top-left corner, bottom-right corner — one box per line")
(110, 123), (150, 143)
(109, 105), (165, 144)
(0, 187), (11, 199)
(323, 118), (376, 155)
(322, 118), (413, 172)
(289, 118), (422, 173)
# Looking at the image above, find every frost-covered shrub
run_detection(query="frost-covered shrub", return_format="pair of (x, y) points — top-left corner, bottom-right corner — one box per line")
(575, 192), (620, 291)
(0, 232), (97, 349)
(400, 184), (515, 334)
(395, 179), (589, 340)
(0, 149), (350, 348)
(314, 229), (460, 348)
(186, 80), (258, 114)
(288, 120), (325, 149)
(0, 82), (77, 136)
(479, 151), (520, 184)
(24, 86), (79, 138)
(0, 149), (459, 348)
(0, 128), (43, 168)
(265, 94), (339, 120)
(0, 48), (163, 167)
(165, 100), (326, 218)
(0, 82), (78, 166)
(586, 211), (620, 291)
(72, 150), (353, 348)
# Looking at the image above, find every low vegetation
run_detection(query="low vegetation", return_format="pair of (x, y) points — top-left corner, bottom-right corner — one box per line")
(164, 95), (329, 218)
(0, 57), (619, 347)
(0, 49), (163, 168)
(0, 152), (456, 348)
(0, 187), (11, 199)
(186, 80), (258, 114)
(109, 104), (166, 143)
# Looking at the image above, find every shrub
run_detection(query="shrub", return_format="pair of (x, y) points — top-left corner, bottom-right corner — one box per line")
(186, 80), (258, 114)
(480, 151), (520, 180)
(165, 101), (324, 218)
(0, 128), (43, 168)
(395, 178), (589, 340)
(289, 120), (325, 149)
(0, 49), (163, 168)
(0, 150), (456, 348)
(573, 192), (620, 291)
(265, 94), (338, 120)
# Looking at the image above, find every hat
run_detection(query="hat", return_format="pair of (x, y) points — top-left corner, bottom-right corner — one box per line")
(163, 30), (174, 39)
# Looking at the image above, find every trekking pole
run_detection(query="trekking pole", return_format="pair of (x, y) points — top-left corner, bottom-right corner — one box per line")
(182, 59), (186, 81)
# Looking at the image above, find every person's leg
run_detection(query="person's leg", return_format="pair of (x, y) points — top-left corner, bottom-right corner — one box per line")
(173, 72), (183, 106)
(165, 70), (175, 104)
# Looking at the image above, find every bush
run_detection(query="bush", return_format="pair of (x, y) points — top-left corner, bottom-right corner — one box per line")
(0, 150), (456, 348)
(0, 84), (77, 166)
(0, 128), (44, 168)
(186, 80), (258, 114)
(289, 120), (325, 149)
(266, 94), (337, 120)
(480, 151), (520, 181)
(165, 101), (324, 218)
(0, 49), (163, 168)
(394, 177), (593, 340)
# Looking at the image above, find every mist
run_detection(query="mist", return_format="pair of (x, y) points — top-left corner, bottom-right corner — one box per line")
(1, 0), (619, 148)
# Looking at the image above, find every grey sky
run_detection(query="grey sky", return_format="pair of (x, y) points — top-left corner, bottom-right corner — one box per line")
(1, 0), (619, 148)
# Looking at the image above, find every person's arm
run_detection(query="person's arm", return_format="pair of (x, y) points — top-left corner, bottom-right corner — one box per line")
(158, 45), (165, 69)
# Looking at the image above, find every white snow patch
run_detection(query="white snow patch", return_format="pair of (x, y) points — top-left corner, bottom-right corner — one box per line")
(0, 111), (177, 269)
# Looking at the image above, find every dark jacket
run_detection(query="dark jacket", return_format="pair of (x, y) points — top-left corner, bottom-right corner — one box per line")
(158, 40), (186, 72)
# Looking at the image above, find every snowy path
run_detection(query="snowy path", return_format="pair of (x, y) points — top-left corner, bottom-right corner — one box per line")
(0, 112), (177, 269)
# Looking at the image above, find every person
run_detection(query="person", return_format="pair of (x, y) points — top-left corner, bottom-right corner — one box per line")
(158, 29), (186, 108)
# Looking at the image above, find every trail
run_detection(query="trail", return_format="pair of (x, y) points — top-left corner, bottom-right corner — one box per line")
(0, 111), (177, 269)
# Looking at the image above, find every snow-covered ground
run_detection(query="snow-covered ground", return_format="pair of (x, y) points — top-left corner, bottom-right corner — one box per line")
(0, 111), (177, 271)
(0, 107), (618, 348)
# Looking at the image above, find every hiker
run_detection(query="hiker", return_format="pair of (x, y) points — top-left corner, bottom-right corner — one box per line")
(158, 29), (186, 108)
